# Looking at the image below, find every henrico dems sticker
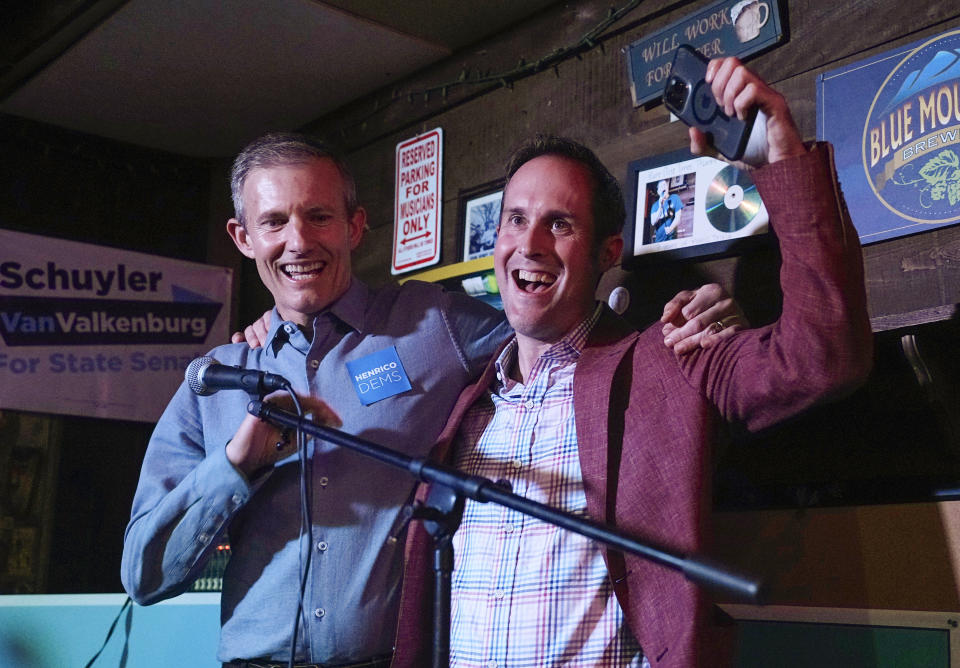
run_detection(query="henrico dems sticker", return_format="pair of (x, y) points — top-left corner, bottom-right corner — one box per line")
(346, 346), (412, 405)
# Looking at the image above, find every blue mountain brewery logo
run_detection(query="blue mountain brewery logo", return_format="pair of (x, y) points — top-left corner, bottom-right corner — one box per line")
(863, 30), (960, 224)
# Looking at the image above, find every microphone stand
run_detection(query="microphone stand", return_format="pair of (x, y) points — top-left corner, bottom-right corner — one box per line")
(248, 399), (764, 667)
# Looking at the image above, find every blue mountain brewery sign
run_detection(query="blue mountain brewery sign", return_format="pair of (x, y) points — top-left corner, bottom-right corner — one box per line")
(818, 29), (960, 242)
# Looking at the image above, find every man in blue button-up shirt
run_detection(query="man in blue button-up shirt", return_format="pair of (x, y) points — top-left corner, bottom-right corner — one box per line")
(121, 133), (512, 666)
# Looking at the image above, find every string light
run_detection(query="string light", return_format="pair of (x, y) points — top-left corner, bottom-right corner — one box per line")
(324, 0), (644, 139)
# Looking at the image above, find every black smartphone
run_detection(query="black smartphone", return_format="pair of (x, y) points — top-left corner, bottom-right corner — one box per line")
(662, 44), (756, 160)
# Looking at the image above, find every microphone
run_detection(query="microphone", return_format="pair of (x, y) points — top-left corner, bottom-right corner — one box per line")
(185, 356), (290, 396)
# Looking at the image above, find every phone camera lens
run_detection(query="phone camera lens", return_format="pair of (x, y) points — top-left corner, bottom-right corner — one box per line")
(665, 77), (688, 110)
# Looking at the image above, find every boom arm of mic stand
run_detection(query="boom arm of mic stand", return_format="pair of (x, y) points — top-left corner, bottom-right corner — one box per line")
(247, 399), (765, 603)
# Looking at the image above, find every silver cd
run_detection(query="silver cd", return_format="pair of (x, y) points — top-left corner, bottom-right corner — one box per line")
(705, 166), (761, 233)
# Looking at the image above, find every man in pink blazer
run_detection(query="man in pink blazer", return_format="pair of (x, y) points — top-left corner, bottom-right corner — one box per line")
(392, 58), (873, 666)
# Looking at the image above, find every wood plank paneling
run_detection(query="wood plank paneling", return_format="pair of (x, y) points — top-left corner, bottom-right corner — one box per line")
(303, 0), (959, 329)
(286, 0), (960, 617)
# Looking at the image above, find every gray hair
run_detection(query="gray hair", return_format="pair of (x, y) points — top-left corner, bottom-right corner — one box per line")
(230, 132), (359, 226)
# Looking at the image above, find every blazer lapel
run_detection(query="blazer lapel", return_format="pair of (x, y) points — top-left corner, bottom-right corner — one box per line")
(574, 309), (639, 525)
(432, 337), (511, 461)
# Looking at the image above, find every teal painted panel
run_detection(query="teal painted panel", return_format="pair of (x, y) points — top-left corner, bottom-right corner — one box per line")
(0, 594), (221, 668)
(737, 620), (950, 668)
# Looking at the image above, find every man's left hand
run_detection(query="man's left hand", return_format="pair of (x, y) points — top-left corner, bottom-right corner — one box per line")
(662, 283), (748, 354)
(230, 310), (272, 347)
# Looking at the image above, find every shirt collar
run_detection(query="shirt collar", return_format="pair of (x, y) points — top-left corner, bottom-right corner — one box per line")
(324, 277), (368, 334)
(494, 302), (603, 388)
(264, 277), (369, 355)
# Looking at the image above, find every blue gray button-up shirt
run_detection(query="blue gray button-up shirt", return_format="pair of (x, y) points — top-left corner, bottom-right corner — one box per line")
(121, 278), (510, 663)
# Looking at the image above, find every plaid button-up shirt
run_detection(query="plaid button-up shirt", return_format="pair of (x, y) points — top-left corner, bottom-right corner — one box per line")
(449, 306), (647, 667)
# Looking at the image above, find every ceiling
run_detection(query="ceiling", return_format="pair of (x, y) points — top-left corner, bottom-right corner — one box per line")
(0, 0), (558, 158)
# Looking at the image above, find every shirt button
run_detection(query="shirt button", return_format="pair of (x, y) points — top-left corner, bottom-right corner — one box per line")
(284, 323), (296, 334)
(231, 493), (242, 506)
(525, 400), (536, 410)
(317, 541), (328, 552)
(503, 524), (514, 534)
(314, 608), (325, 618)
(494, 590), (505, 599)
(198, 533), (210, 545)
(309, 359), (320, 369)
(486, 660), (498, 668)
(319, 476), (329, 487)
(511, 459), (522, 469)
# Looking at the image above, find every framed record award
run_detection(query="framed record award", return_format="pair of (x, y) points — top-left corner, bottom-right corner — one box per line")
(623, 148), (771, 266)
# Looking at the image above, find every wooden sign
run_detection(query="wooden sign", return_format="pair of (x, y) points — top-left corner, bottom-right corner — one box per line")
(626, 0), (783, 106)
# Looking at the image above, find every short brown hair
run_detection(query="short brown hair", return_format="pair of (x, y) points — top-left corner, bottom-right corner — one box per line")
(504, 135), (625, 242)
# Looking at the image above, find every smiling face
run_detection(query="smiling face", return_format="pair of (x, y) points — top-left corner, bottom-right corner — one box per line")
(495, 154), (622, 350)
(227, 158), (365, 328)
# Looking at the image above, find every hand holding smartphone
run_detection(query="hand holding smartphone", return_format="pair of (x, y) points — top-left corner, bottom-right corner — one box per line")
(663, 45), (756, 161)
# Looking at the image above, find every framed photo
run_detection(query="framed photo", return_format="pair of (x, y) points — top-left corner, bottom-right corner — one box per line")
(458, 179), (506, 262)
(623, 148), (771, 267)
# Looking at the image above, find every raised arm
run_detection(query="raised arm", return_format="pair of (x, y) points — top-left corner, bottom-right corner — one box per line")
(682, 58), (872, 428)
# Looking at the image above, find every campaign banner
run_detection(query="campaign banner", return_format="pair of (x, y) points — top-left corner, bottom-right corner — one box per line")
(0, 229), (232, 422)
(392, 128), (443, 274)
(817, 28), (960, 243)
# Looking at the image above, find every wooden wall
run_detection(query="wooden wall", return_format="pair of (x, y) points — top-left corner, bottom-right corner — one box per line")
(288, 0), (960, 329)
(273, 0), (960, 613)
